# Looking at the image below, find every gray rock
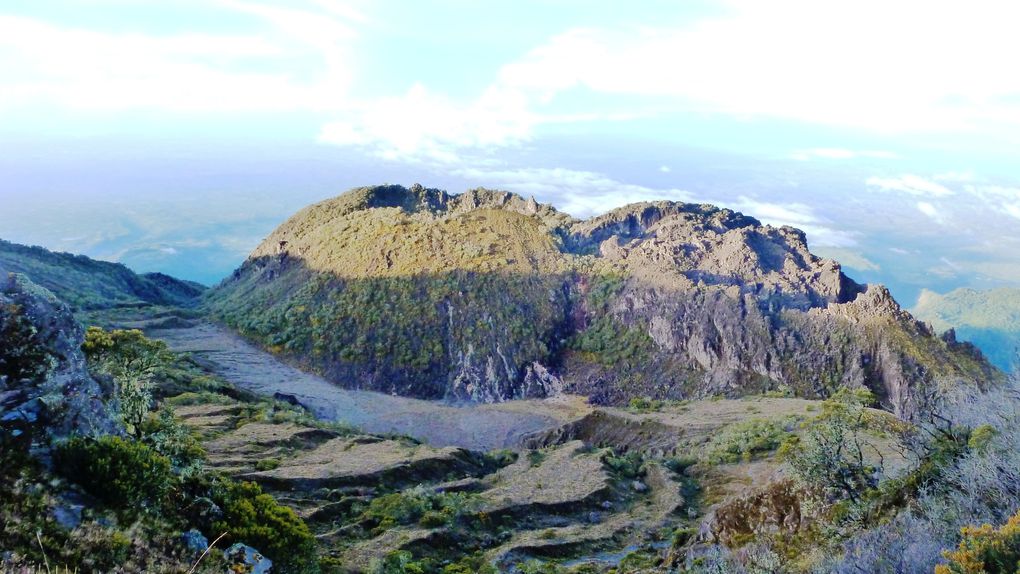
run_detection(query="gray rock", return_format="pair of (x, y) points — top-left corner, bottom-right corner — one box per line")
(225, 543), (272, 573)
(190, 497), (223, 522)
(50, 502), (83, 530)
(587, 511), (602, 524)
(181, 529), (209, 555)
(631, 480), (648, 493)
(0, 274), (119, 440)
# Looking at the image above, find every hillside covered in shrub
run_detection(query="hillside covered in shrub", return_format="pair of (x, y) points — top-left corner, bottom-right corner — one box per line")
(206, 184), (998, 417)
(0, 239), (205, 312)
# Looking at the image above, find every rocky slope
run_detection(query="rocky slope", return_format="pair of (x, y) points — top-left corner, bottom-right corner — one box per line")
(206, 184), (998, 418)
(0, 272), (120, 441)
(912, 287), (1020, 371)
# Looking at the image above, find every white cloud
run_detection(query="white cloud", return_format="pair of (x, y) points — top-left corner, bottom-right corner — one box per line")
(814, 248), (881, 272)
(916, 201), (946, 224)
(866, 175), (955, 197)
(0, 2), (360, 113)
(659, 165), (671, 173)
(483, 1), (1020, 133)
(318, 83), (536, 163)
(319, 0), (1020, 161)
(790, 148), (898, 161)
(451, 166), (695, 217)
(1002, 203), (1020, 220)
(729, 197), (858, 248)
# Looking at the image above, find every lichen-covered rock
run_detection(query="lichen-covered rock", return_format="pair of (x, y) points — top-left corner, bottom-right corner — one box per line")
(224, 543), (272, 574)
(0, 272), (119, 443)
(706, 479), (808, 546)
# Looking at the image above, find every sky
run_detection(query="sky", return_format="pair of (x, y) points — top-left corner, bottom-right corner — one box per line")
(3, 0), (1020, 306)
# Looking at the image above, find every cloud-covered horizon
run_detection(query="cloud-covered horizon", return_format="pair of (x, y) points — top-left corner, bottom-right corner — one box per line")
(3, 1), (1020, 305)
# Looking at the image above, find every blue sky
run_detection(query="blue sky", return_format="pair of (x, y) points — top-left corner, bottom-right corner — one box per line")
(2, 0), (1020, 306)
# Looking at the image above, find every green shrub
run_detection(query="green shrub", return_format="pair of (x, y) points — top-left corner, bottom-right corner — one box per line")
(255, 458), (281, 471)
(418, 510), (448, 528)
(83, 327), (172, 438)
(569, 315), (655, 367)
(361, 487), (480, 534)
(936, 508), (1020, 574)
(482, 448), (518, 470)
(440, 553), (497, 574)
(0, 301), (50, 382)
(781, 399), (876, 503)
(54, 435), (175, 516)
(700, 418), (794, 464)
(211, 479), (317, 573)
(663, 455), (698, 475)
(140, 406), (206, 471)
(968, 424), (997, 452)
(604, 450), (646, 480)
(167, 391), (235, 406)
(527, 450), (547, 468)
(629, 396), (663, 412)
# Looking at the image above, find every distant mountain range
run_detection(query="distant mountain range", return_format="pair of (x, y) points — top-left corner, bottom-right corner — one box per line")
(0, 238), (204, 312)
(913, 287), (1020, 372)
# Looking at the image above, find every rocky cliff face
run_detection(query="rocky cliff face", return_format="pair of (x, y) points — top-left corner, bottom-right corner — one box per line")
(0, 273), (119, 445)
(205, 185), (998, 417)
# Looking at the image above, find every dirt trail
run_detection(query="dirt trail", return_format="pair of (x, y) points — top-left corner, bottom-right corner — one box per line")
(146, 322), (589, 451)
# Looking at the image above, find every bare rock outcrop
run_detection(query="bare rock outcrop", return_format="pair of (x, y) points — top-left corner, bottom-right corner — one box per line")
(0, 273), (119, 444)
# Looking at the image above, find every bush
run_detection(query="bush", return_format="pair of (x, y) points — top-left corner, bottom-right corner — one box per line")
(255, 458), (281, 471)
(701, 418), (793, 464)
(0, 301), (50, 383)
(629, 396), (664, 412)
(936, 509), (1020, 574)
(211, 479), (317, 573)
(54, 435), (175, 516)
(140, 406), (206, 472)
(604, 449), (645, 480)
(482, 448), (518, 470)
(361, 487), (480, 534)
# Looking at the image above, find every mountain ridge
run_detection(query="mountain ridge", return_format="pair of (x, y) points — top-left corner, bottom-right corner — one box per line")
(0, 238), (205, 312)
(912, 286), (1020, 371)
(206, 184), (998, 417)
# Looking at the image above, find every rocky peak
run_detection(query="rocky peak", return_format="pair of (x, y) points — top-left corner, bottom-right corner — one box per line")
(209, 184), (998, 412)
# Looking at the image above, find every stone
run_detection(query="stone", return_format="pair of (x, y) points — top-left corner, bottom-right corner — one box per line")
(180, 529), (209, 555)
(224, 543), (272, 574)
(50, 501), (83, 530)
(631, 481), (648, 493)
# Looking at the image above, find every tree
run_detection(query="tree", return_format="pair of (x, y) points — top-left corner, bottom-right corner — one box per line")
(782, 393), (879, 503)
(83, 327), (170, 438)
